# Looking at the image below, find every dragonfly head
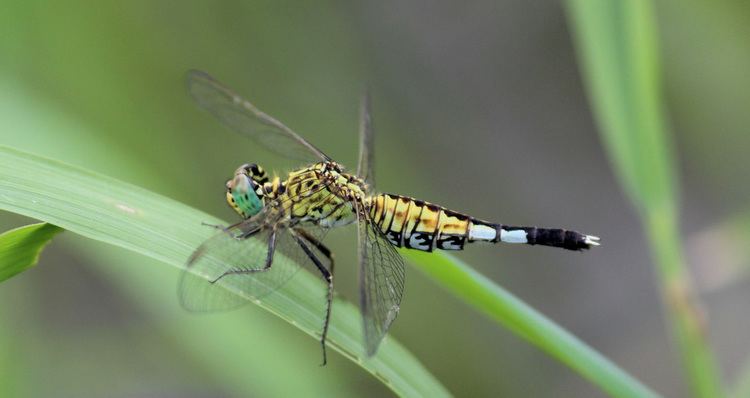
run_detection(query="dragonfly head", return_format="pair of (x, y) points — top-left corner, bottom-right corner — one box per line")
(226, 163), (268, 219)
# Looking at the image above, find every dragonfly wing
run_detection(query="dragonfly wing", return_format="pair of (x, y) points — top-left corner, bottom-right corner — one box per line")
(178, 223), (333, 313)
(355, 90), (375, 189)
(278, 226), (331, 276)
(356, 201), (406, 356)
(187, 70), (331, 162)
(178, 221), (301, 312)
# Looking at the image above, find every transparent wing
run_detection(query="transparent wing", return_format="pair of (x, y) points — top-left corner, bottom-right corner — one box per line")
(356, 91), (375, 189)
(356, 201), (406, 356)
(178, 221), (296, 312)
(187, 70), (331, 162)
(178, 221), (332, 312)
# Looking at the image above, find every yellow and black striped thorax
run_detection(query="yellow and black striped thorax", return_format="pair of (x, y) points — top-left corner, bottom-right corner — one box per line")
(263, 162), (367, 228)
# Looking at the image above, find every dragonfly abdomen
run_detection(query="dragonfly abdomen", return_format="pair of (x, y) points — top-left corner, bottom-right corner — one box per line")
(368, 193), (477, 252)
(368, 194), (599, 252)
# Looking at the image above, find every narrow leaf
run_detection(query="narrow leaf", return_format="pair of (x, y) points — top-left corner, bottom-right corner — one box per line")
(0, 146), (449, 398)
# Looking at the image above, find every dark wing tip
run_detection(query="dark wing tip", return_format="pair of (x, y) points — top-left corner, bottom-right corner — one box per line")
(363, 328), (381, 357)
(185, 69), (229, 107)
(185, 244), (207, 268)
(186, 69), (213, 82)
(186, 70), (208, 103)
(186, 69), (210, 91)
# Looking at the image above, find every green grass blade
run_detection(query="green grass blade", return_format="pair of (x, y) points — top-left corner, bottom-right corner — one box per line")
(0, 146), (450, 398)
(566, 1), (724, 397)
(405, 251), (659, 398)
(0, 222), (62, 282)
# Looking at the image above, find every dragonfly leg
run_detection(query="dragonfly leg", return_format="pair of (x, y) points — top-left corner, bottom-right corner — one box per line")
(201, 221), (225, 230)
(296, 229), (335, 276)
(293, 231), (334, 366)
(202, 220), (256, 241)
(210, 231), (277, 283)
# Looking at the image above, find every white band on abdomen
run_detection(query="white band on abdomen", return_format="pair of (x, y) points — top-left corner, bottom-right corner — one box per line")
(468, 224), (497, 241)
(500, 229), (528, 243)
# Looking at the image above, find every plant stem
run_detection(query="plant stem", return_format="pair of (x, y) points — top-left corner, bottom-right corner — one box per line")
(645, 207), (724, 398)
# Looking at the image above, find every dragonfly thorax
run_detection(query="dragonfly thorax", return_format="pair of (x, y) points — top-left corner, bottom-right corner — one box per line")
(277, 161), (367, 228)
(316, 161), (368, 201)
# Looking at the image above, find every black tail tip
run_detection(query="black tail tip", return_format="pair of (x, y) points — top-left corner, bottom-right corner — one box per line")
(527, 228), (601, 250)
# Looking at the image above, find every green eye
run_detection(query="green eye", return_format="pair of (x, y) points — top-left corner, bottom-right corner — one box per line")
(230, 187), (264, 217)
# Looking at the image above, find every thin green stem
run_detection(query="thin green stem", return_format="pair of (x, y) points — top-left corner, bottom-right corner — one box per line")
(645, 209), (724, 398)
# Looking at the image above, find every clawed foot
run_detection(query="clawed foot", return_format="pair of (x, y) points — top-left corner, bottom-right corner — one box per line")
(202, 222), (244, 240)
(201, 221), (224, 230)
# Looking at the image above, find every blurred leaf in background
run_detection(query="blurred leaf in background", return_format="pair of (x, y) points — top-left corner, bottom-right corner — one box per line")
(567, 1), (723, 396)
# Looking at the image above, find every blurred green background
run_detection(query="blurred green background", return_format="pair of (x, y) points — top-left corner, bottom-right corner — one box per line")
(2, 1), (750, 396)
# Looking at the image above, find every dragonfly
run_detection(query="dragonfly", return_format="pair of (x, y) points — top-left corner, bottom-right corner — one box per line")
(179, 70), (600, 365)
